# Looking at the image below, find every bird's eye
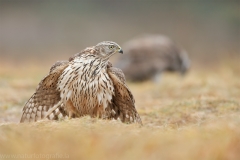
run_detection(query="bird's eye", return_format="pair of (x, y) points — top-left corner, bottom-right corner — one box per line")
(109, 45), (114, 49)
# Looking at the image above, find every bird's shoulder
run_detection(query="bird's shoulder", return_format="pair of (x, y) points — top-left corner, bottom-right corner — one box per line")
(69, 46), (96, 61)
(49, 60), (69, 74)
(107, 66), (126, 84)
(36, 60), (69, 91)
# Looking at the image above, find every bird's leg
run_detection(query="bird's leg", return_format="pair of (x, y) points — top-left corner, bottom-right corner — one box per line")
(68, 111), (73, 119)
(93, 105), (103, 119)
(66, 100), (79, 119)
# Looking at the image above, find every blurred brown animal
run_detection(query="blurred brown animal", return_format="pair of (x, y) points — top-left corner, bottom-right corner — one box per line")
(115, 35), (190, 82)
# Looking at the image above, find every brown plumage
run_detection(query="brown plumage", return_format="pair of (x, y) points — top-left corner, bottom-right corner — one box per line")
(115, 35), (190, 82)
(20, 41), (142, 124)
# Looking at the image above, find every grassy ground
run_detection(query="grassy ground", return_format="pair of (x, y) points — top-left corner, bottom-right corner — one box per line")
(0, 59), (240, 160)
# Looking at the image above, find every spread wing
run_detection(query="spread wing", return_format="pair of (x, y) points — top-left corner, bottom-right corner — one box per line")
(20, 61), (69, 122)
(107, 67), (142, 124)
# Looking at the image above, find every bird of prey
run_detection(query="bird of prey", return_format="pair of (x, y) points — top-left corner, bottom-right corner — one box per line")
(20, 41), (142, 124)
(115, 35), (190, 82)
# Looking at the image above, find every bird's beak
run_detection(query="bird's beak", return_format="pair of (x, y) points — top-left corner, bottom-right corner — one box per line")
(118, 49), (123, 54)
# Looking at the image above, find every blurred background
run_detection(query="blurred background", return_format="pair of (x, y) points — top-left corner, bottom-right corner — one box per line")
(0, 0), (239, 67)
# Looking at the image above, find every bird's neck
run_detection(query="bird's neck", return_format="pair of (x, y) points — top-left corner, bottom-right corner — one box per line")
(79, 54), (109, 77)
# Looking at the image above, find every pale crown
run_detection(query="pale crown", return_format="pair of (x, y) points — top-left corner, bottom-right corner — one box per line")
(94, 41), (123, 59)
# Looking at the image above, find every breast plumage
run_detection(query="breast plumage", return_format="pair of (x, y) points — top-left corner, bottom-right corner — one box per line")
(57, 54), (114, 117)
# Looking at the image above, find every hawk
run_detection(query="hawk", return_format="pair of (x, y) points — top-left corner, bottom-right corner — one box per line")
(20, 41), (142, 124)
(115, 35), (190, 82)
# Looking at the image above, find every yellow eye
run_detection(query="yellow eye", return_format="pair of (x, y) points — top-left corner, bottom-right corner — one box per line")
(109, 45), (114, 49)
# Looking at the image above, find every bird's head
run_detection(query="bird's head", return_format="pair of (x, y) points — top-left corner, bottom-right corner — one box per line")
(94, 41), (123, 59)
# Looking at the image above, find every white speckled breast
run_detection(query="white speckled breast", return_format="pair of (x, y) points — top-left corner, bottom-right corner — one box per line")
(57, 54), (114, 116)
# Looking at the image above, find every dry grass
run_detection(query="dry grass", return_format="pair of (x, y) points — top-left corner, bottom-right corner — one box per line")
(0, 59), (240, 160)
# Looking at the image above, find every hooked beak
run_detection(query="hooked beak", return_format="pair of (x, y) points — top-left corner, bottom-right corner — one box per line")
(118, 49), (123, 54)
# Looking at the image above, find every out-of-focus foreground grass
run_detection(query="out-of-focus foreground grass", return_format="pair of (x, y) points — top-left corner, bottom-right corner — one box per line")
(0, 59), (240, 160)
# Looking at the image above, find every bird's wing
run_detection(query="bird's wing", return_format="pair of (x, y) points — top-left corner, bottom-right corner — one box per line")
(107, 67), (142, 124)
(69, 46), (95, 61)
(20, 61), (69, 122)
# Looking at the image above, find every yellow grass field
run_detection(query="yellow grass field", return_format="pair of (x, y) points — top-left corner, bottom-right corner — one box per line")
(0, 59), (240, 160)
